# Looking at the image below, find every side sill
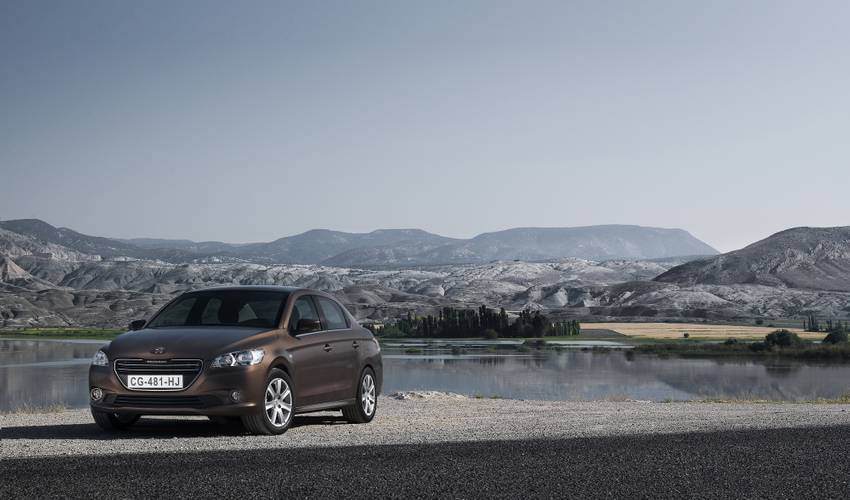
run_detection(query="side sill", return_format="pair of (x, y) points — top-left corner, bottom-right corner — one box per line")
(295, 398), (355, 414)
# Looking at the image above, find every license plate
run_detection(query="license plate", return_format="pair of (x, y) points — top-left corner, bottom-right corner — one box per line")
(127, 375), (183, 390)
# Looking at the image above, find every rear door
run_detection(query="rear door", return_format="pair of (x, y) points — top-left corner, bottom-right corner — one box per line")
(315, 295), (358, 401)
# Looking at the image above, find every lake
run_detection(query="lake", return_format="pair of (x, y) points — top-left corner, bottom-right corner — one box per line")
(2, 338), (850, 412)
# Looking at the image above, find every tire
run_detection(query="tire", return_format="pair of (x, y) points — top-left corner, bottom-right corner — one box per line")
(91, 409), (140, 431)
(342, 367), (377, 424)
(241, 369), (294, 435)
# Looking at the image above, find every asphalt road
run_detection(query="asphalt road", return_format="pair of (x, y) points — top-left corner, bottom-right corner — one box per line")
(3, 424), (850, 498)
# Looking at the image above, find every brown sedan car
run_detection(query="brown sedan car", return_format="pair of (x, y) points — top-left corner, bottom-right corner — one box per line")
(89, 286), (382, 435)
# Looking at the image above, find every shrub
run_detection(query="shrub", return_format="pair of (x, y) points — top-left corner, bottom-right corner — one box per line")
(683, 332), (690, 339)
(755, 319), (764, 325)
(764, 329), (805, 348)
(483, 329), (499, 340)
(724, 338), (739, 345)
(749, 341), (770, 352)
(823, 330), (849, 345)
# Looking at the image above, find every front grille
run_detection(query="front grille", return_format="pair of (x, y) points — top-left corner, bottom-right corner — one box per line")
(114, 358), (204, 391)
(111, 395), (217, 408)
(115, 359), (203, 374)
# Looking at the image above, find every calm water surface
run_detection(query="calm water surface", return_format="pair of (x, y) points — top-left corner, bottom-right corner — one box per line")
(2, 338), (850, 411)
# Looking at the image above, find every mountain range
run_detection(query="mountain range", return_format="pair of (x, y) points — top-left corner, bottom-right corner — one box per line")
(1, 219), (848, 328)
(0, 219), (718, 266)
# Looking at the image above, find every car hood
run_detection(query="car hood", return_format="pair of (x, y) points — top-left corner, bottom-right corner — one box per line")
(106, 326), (269, 359)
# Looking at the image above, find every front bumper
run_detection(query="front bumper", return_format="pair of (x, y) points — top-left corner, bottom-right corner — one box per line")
(89, 363), (266, 416)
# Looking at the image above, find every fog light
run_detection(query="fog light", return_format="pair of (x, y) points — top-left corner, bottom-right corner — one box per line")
(90, 387), (104, 401)
(230, 390), (241, 402)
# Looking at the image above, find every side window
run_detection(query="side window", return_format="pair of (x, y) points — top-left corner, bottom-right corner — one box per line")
(317, 297), (348, 330)
(289, 296), (320, 331)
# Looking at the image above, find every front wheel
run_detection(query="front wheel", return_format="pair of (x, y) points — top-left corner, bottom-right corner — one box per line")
(342, 368), (377, 424)
(241, 369), (294, 435)
(91, 409), (140, 431)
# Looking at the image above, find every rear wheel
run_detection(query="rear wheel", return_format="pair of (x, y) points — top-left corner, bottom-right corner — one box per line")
(91, 409), (140, 431)
(342, 368), (377, 424)
(241, 369), (294, 435)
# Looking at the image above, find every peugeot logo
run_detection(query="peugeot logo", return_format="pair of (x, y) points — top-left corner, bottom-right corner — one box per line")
(151, 346), (166, 355)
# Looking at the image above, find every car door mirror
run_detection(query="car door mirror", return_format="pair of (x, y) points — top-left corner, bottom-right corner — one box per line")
(295, 319), (322, 335)
(129, 319), (147, 331)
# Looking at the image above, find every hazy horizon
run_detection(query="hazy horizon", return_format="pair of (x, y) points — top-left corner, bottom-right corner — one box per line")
(3, 1), (850, 252)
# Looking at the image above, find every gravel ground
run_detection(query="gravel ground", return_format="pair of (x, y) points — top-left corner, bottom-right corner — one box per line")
(3, 395), (850, 498)
(2, 393), (850, 459)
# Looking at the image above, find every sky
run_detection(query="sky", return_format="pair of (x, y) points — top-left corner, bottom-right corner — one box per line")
(2, 0), (849, 252)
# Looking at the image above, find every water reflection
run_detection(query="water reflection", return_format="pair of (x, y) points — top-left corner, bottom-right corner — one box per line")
(2, 339), (850, 412)
(383, 349), (850, 402)
(0, 339), (107, 411)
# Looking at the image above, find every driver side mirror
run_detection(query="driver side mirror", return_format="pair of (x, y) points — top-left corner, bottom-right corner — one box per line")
(295, 319), (322, 335)
(128, 319), (146, 331)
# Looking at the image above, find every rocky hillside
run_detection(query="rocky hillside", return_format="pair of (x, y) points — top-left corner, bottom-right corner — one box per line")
(0, 227), (97, 262)
(0, 255), (680, 327)
(3, 250), (849, 328)
(1, 220), (847, 328)
(656, 227), (850, 292)
(0, 219), (192, 261)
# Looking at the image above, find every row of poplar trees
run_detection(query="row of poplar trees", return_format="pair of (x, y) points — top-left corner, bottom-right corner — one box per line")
(390, 306), (581, 338)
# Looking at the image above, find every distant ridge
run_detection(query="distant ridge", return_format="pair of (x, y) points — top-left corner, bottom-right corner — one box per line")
(0, 219), (718, 266)
(398, 225), (718, 266)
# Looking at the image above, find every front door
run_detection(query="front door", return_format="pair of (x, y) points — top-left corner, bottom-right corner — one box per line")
(287, 295), (328, 407)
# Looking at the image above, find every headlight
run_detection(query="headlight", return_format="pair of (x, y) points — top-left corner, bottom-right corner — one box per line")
(92, 350), (109, 367)
(211, 349), (265, 368)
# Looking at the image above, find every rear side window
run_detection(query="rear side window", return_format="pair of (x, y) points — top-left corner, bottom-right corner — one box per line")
(317, 297), (348, 330)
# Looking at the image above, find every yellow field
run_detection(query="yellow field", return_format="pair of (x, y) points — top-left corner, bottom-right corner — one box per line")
(589, 322), (818, 340)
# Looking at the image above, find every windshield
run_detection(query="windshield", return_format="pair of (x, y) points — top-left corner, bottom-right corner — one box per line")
(147, 290), (289, 329)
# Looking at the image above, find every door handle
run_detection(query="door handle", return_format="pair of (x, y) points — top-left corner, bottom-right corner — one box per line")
(352, 341), (359, 349)
(323, 344), (332, 352)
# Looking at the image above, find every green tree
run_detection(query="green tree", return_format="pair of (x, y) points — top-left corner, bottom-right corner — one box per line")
(764, 329), (805, 348)
(823, 330), (849, 345)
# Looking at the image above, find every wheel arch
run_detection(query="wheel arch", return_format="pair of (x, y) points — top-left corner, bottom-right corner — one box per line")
(361, 363), (381, 395)
(268, 356), (293, 378)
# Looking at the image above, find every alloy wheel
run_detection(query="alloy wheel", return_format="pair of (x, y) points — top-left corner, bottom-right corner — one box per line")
(361, 373), (376, 416)
(265, 377), (293, 428)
